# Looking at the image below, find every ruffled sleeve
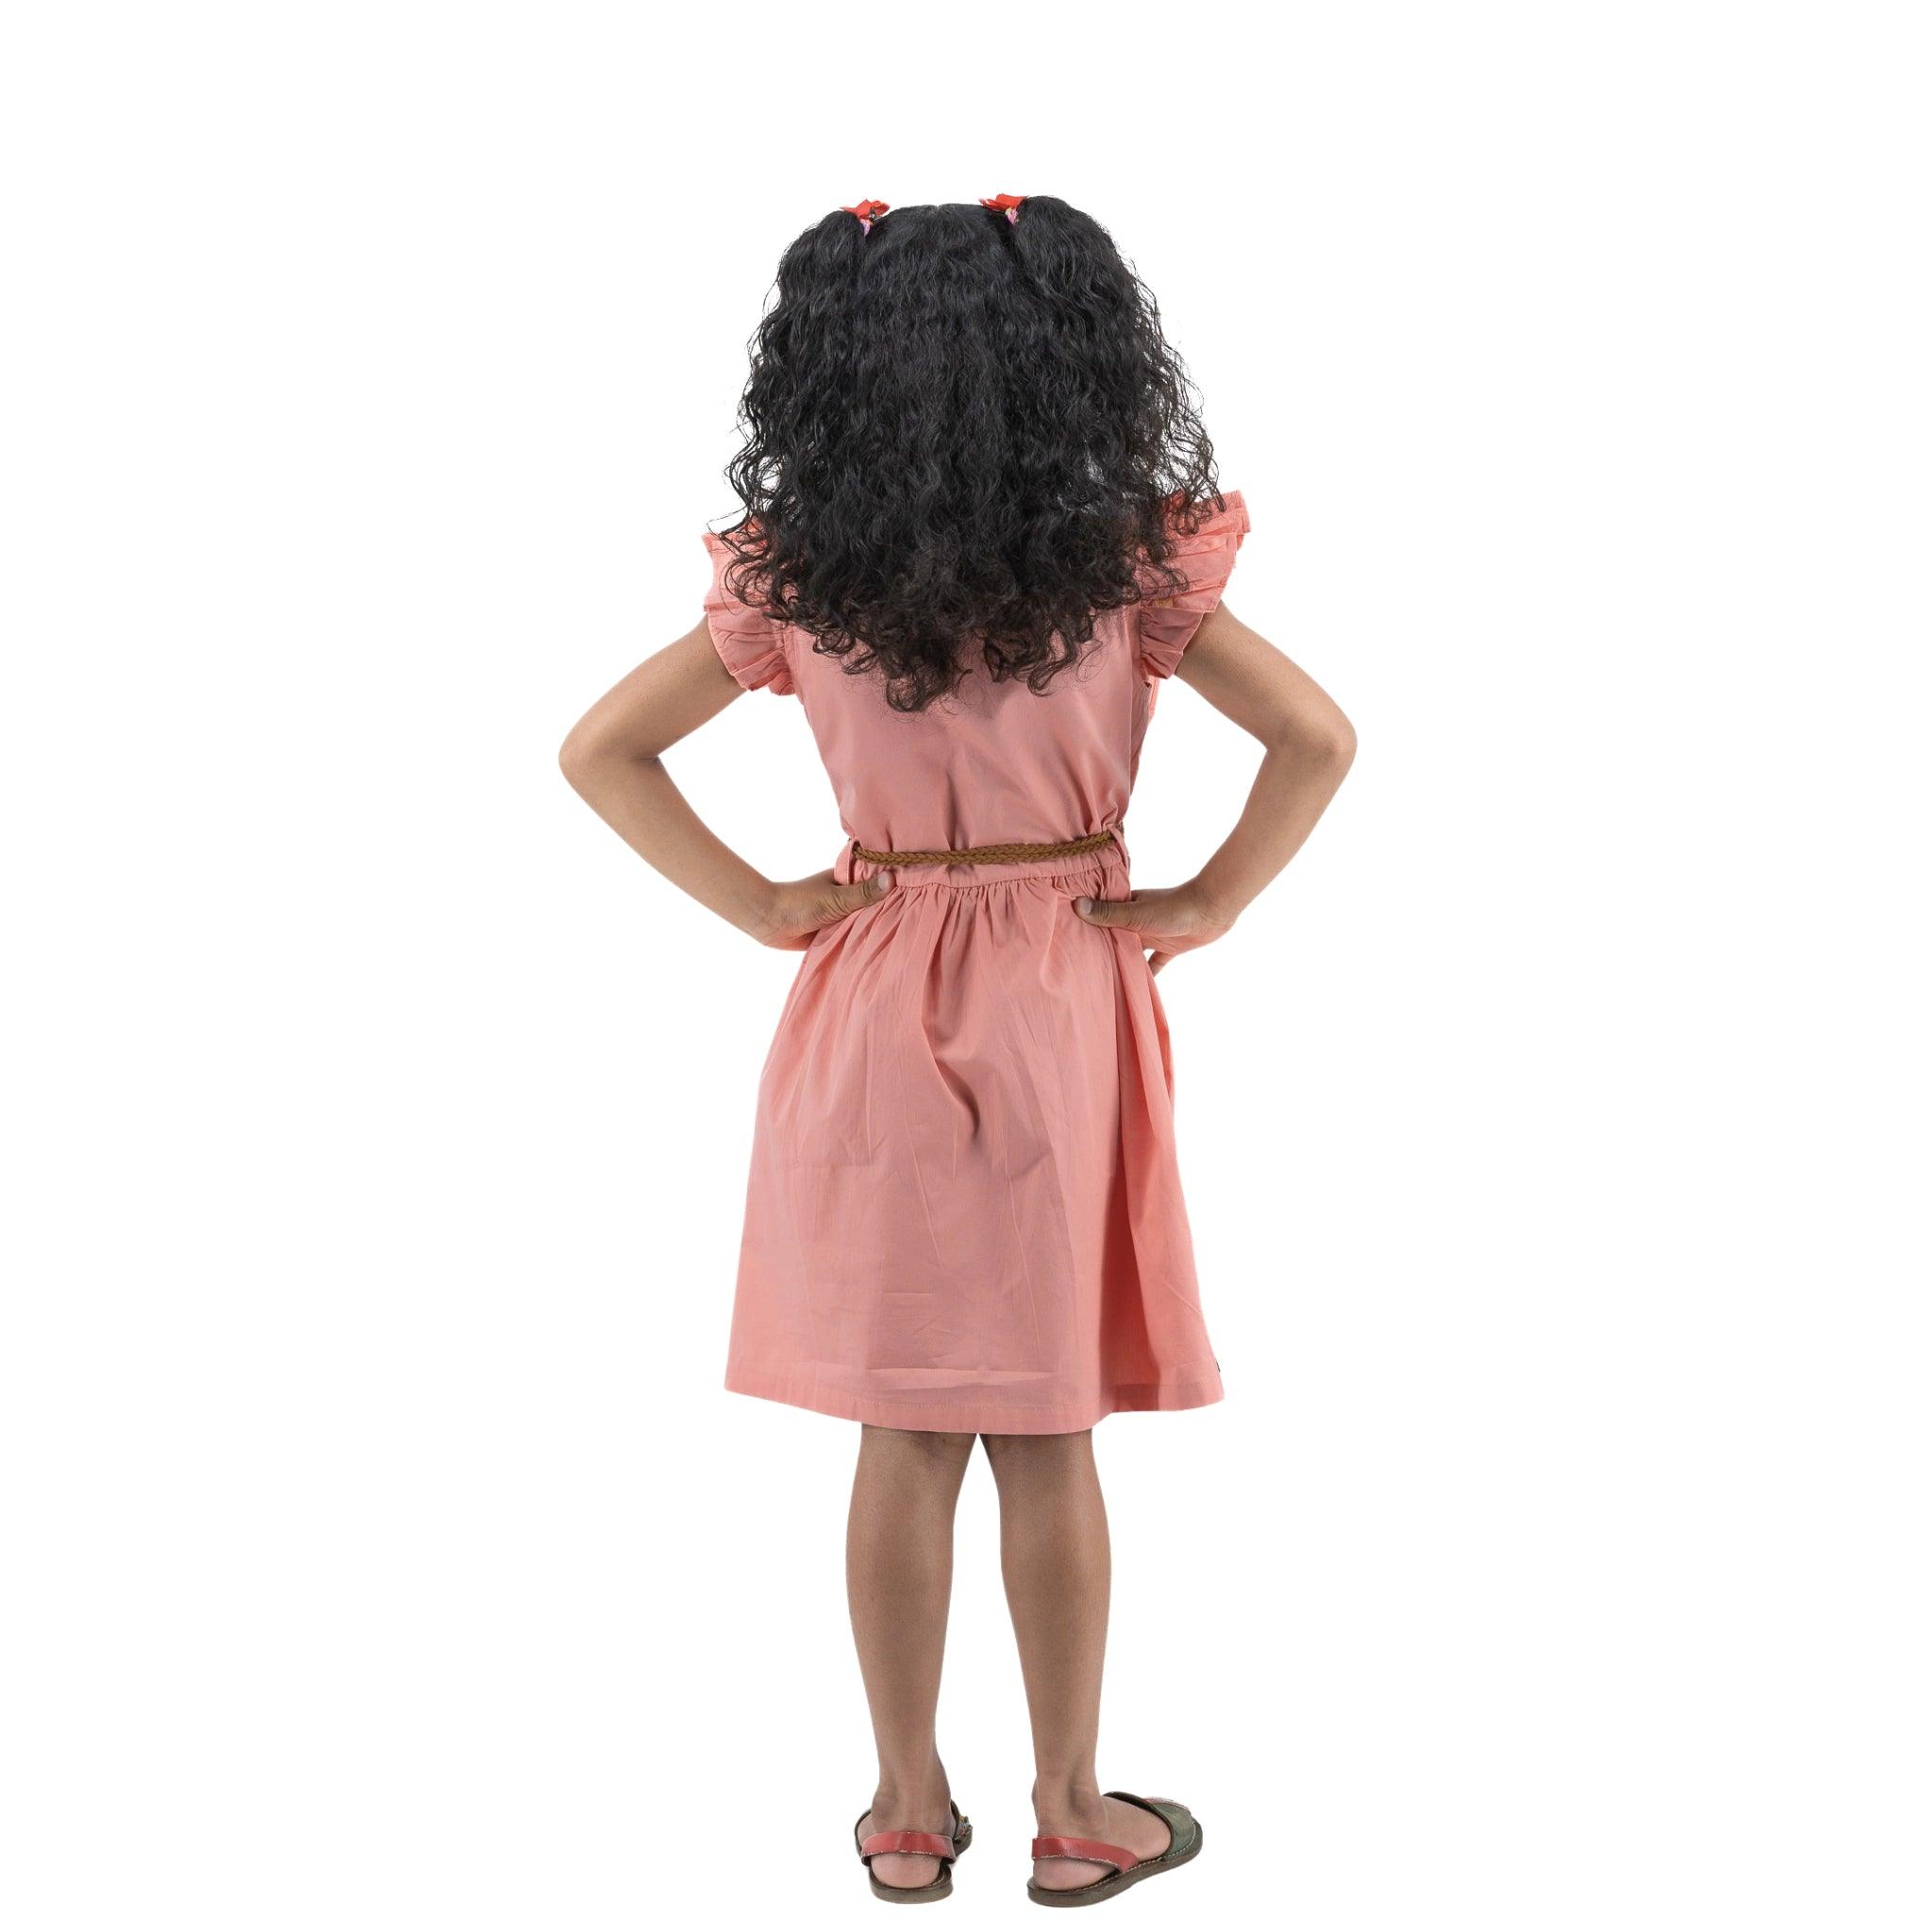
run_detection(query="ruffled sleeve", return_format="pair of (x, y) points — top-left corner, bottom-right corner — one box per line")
(701, 530), (796, 696)
(1134, 491), (1251, 680)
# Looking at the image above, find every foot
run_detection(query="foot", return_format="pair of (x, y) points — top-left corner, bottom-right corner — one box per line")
(858, 1792), (958, 1891)
(1031, 1790), (1172, 1891)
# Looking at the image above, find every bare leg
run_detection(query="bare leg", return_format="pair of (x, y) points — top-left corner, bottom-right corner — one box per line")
(981, 1430), (1174, 1890)
(847, 1424), (975, 1890)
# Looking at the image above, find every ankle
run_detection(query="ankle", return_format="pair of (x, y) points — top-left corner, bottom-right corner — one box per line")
(1031, 1776), (1108, 1832)
(872, 1758), (952, 1826)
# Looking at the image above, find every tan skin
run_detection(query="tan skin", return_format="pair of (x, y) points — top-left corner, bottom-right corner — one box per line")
(560, 602), (1354, 1890)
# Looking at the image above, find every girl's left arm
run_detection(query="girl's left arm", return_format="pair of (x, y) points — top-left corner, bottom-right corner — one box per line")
(1074, 601), (1356, 972)
(558, 623), (883, 948)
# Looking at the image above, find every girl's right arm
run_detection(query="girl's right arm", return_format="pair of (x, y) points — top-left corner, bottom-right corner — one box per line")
(558, 623), (884, 948)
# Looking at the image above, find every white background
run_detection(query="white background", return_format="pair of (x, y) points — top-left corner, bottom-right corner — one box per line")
(4, 3), (1926, 1926)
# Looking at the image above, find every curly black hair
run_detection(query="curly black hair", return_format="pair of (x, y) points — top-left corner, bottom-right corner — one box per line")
(716, 196), (1224, 713)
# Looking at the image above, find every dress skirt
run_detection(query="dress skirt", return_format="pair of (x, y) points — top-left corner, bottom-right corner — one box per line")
(722, 829), (1224, 1433)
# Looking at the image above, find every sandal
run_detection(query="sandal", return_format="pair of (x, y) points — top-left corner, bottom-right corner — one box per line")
(1027, 1791), (1202, 1907)
(855, 1799), (973, 1904)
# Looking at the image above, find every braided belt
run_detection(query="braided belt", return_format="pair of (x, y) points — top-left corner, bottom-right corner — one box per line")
(850, 828), (1118, 869)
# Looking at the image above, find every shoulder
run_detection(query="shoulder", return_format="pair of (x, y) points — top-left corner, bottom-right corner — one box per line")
(1136, 491), (1252, 680)
(701, 526), (796, 697)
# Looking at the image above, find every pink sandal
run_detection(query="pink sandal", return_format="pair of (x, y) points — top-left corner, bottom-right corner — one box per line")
(855, 1800), (973, 1904)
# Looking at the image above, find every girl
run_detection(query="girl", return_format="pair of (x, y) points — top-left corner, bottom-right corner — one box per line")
(560, 194), (1355, 1907)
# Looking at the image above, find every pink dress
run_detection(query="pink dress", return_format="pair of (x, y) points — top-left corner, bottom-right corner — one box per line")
(701, 492), (1251, 1433)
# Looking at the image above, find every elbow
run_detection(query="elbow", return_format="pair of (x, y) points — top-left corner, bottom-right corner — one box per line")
(558, 724), (592, 791)
(558, 718), (610, 793)
(1270, 705), (1357, 775)
(559, 717), (661, 796)
(1318, 709), (1357, 775)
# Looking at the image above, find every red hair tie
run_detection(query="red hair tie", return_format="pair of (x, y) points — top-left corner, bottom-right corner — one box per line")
(979, 192), (1025, 224)
(841, 198), (891, 235)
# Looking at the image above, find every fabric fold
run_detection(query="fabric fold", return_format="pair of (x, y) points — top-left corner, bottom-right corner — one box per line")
(1134, 490), (1252, 680)
(701, 530), (796, 695)
(724, 850), (1224, 1432)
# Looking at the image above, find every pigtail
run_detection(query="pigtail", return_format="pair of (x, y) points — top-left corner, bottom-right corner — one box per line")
(723, 208), (874, 612)
(1006, 197), (1222, 586)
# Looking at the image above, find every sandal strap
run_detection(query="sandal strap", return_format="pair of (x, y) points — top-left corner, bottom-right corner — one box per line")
(859, 1828), (958, 1863)
(1031, 1835), (1139, 1874)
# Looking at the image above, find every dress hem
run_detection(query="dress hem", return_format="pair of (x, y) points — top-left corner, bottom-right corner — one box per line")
(723, 1367), (1225, 1434)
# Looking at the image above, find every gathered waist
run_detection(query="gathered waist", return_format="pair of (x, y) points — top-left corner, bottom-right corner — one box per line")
(840, 823), (1128, 888)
